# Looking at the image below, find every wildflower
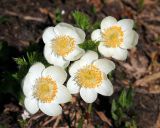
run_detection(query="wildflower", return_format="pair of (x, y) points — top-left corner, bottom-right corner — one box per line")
(22, 62), (71, 116)
(21, 110), (30, 120)
(42, 23), (85, 68)
(67, 51), (115, 103)
(91, 16), (139, 60)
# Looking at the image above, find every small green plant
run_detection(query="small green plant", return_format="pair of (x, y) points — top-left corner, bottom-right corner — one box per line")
(72, 11), (100, 31)
(111, 88), (137, 128)
(72, 11), (91, 31)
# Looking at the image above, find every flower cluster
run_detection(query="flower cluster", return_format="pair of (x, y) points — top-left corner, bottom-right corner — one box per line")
(22, 16), (139, 116)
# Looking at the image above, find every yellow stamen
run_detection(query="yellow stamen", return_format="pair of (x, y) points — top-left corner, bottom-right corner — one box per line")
(75, 65), (103, 88)
(34, 77), (57, 103)
(102, 26), (123, 48)
(52, 35), (75, 57)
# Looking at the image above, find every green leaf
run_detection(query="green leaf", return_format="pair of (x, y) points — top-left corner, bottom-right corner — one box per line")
(72, 11), (91, 30)
(78, 117), (84, 128)
(111, 99), (118, 120)
(79, 40), (99, 51)
(126, 87), (134, 108)
(118, 88), (127, 108)
(55, 8), (63, 23)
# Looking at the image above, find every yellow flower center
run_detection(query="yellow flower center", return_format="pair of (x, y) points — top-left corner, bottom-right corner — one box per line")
(75, 65), (103, 88)
(52, 35), (76, 57)
(34, 77), (57, 103)
(102, 26), (123, 48)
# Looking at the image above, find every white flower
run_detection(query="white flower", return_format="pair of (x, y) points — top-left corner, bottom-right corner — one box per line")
(22, 62), (71, 116)
(91, 16), (139, 60)
(67, 51), (115, 103)
(42, 23), (85, 68)
(21, 110), (30, 120)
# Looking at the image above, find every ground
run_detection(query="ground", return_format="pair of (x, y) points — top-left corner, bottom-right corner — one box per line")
(0, 0), (160, 128)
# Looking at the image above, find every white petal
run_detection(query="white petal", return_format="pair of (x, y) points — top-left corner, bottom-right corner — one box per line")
(44, 44), (70, 68)
(91, 29), (102, 41)
(95, 79), (113, 96)
(67, 77), (80, 94)
(69, 51), (99, 76)
(68, 60), (85, 76)
(80, 88), (97, 103)
(75, 27), (86, 44)
(112, 47), (128, 60)
(29, 62), (45, 75)
(54, 22), (83, 44)
(24, 97), (39, 114)
(42, 66), (67, 84)
(54, 85), (72, 104)
(93, 59), (115, 74)
(80, 50), (98, 64)
(98, 44), (114, 57)
(117, 19), (134, 31)
(42, 27), (56, 44)
(132, 30), (139, 46)
(121, 30), (135, 49)
(101, 16), (117, 31)
(64, 47), (85, 61)
(22, 73), (37, 97)
(39, 102), (62, 116)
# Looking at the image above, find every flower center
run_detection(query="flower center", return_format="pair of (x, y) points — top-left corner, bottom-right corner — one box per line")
(102, 26), (123, 48)
(75, 65), (103, 88)
(34, 77), (57, 103)
(52, 35), (76, 57)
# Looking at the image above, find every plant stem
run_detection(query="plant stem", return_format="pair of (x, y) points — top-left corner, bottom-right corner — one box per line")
(88, 103), (92, 114)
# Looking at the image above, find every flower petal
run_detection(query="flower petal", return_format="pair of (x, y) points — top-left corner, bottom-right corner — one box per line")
(22, 73), (35, 97)
(39, 102), (62, 116)
(69, 60), (85, 76)
(42, 66), (67, 84)
(121, 30), (135, 49)
(80, 50), (98, 64)
(42, 27), (56, 44)
(95, 79), (113, 96)
(29, 62), (45, 75)
(44, 44), (70, 68)
(75, 27), (86, 44)
(117, 19), (134, 31)
(54, 22), (84, 44)
(69, 51), (99, 76)
(91, 29), (102, 41)
(93, 59), (115, 74)
(101, 16), (117, 31)
(80, 88), (97, 103)
(98, 44), (114, 57)
(64, 47), (85, 61)
(24, 97), (39, 114)
(132, 30), (139, 46)
(54, 85), (72, 104)
(67, 77), (80, 94)
(112, 47), (128, 60)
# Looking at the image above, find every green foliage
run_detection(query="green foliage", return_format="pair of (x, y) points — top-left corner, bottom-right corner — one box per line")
(14, 51), (48, 80)
(78, 117), (84, 128)
(55, 8), (63, 23)
(72, 11), (100, 32)
(79, 39), (99, 52)
(72, 11), (91, 31)
(111, 88), (137, 128)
